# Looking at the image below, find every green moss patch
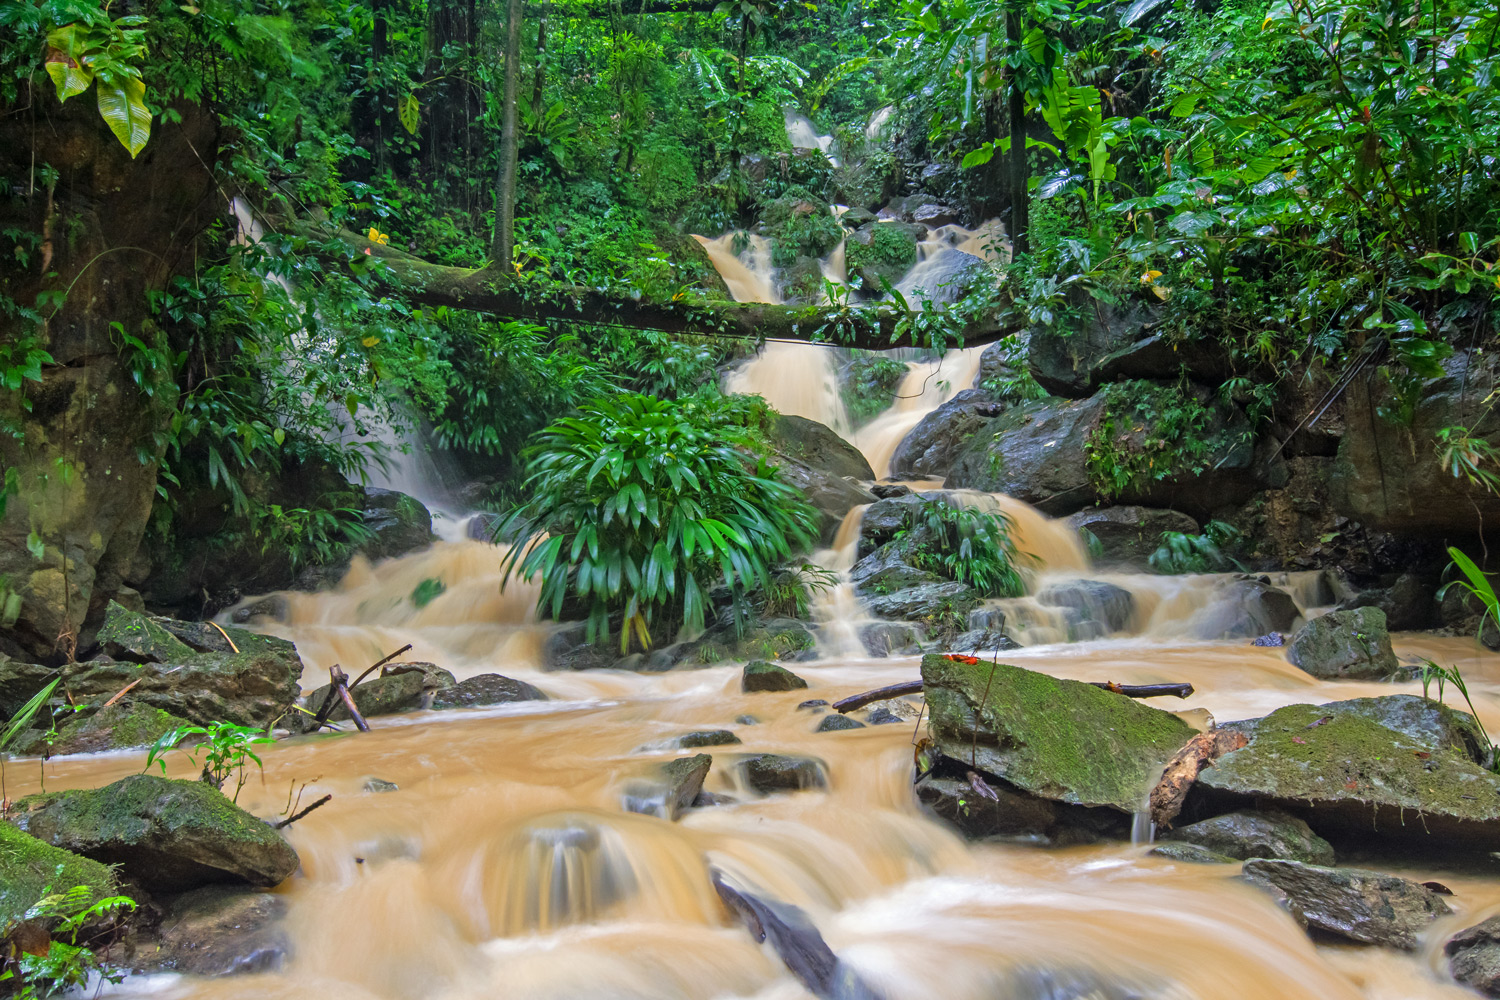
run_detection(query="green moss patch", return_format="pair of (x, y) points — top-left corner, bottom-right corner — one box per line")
(0, 822), (118, 927)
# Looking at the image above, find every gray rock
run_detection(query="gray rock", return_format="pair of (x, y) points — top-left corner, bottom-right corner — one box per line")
(1164, 810), (1335, 865)
(763, 413), (876, 543)
(1299, 693), (1493, 768)
(624, 754), (713, 821)
(1335, 572), (1436, 631)
(1241, 859), (1450, 949)
(361, 487), (436, 561)
(859, 622), (927, 656)
(130, 885), (288, 976)
(849, 542), (941, 593)
(866, 708), (905, 725)
(816, 714), (865, 732)
(1148, 842), (1237, 864)
(1027, 296), (1155, 398)
(0, 655), (60, 720)
(1191, 579), (1300, 640)
(299, 663), (456, 729)
(429, 673), (546, 708)
(1037, 580), (1134, 634)
(742, 660), (809, 692)
(12, 774), (300, 892)
(1064, 507), (1200, 565)
(855, 494), (932, 553)
(864, 582), (978, 621)
(363, 778), (399, 793)
(674, 729), (742, 748)
(889, 389), (998, 479)
(734, 754), (828, 794)
(797, 699), (829, 711)
(947, 628), (1020, 653)
(1287, 607), (1399, 680)
(1447, 916), (1500, 997)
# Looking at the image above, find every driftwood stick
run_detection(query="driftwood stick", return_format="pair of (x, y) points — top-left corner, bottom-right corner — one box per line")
(832, 678), (1195, 714)
(274, 793), (332, 829)
(307, 664), (345, 732)
(1148, 728), (1249, 830)
(331, 666), (370, 733)
(349, 643), (414, 690)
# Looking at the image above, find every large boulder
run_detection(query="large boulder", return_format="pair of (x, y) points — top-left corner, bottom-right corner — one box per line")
(128, 885), (289, 976)
(864, 582), (979, 621)
(848, 541), (942, 593)
(945, 396), (1102, 515)
(1064, 507), (1200, 564)
(762, 413), (876, 543)
(1303, 693), (1493, 769)
(623, 753), (712, 820)
(296, 663), (456, 730)
(1035, 580), (1134, 634)
(12, 774), (300, 892)
(1447, 917), (1500, 997)
(1192, 701), (1500, 848)
(921, 654), (1195, 813)
(1335, 572), (1436, 631)
(888, 389), (997, 479)
(1163, 810), (1335, 865)
(1190, 578), (1300, 640)
(742, 660), (809, 692)
(733, 753), (828, 794)
(0, 654), (58, 719)
(1027, 298), (1155, 398)
(31, 701), (191, 756)
(429, 673), (546, 708)
(1241, 859), (1450, 950)
(359, 488), (436, 562)
(1286, 607), (1398, 681)
(0, 822), (118, 928)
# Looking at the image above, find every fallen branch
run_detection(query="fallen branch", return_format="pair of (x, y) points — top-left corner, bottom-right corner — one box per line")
(306, 664), (345, 732)
(102, 678), (141, 708)
(208, 621), (240, 653)
(274, 793), (332, 829)
(833, 678), (1195, 714)
(331, 666), (370, 733)
(349, 643), (414, 690)
(1147, 728), (1250, 831)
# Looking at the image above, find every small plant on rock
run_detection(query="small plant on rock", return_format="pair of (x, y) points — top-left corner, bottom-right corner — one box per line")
(901, 500), (1026, 597)
(1148, 521), (1243, 574)
(145, 721), (275, 802)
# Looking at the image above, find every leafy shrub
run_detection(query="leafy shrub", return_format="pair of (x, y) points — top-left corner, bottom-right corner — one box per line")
(900, 499), (1026, 597)
(841, 355), (908, 425)
(846, 223), (917, 272)
(1085, 380), (1237, 501)
(145, 721), (274, 802)
(2, 885), (136, 999)
(499, 395), (818, 650)
(1148, 521), (1242, 574)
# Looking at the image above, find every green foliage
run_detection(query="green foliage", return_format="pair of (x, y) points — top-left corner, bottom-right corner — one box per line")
(1148, 520), (1242, 575)
(499, 394), (818, 650)
(1418, 659), (1499, 772)
(1085, 380), (1235, 501)
(846, 223), (917, 273)
(900, 500), (1027, 598)
(410, 577), (445, 608)
(145, 721), (274, 802)
(2, 884), (136, 1000)
(1438, 547), (1500, 641)
(757, 563), (839, 619)
(841, 354), (908, 426)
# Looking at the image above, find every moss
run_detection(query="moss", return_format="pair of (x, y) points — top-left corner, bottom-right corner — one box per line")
(847, 223), (918, 271)
(841, 355), (908, 426)
(0, 821), (118, 926)
(95, 600), (195, 662)
(42, 702), (190, 755)
(18, 775), (281, 849)
(920, 654), (1194, 812)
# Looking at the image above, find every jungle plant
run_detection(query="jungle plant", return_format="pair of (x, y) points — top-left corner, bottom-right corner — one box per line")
(757, 563), (839, 620)
(901, 500), (1027, 598)
(1417, 659), (1499, 771)
(498, 394), (818, 651)
(1, 883), (136, 999)
(1, 679), (59, 800)
(1438, 546), (1500, 641)
(1085, 380), (1232, 501)
(145, 721), (275, 802)
(1148, 520), (1243, 575)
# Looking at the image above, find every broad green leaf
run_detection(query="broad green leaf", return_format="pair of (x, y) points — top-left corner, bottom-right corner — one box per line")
(398, 94), (420, 135)
(96, 75), (151, 157)
(45, 58), (93, 102)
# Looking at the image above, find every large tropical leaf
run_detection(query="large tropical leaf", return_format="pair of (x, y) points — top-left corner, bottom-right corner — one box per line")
(96, 74), (151, 157)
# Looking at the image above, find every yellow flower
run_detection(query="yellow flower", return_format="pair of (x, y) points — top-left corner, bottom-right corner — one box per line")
(1140, 269), (1163, 285)
(367, 227), (389, 245)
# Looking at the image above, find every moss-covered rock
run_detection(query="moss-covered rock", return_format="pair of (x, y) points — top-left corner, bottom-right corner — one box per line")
(839, 355), (908, 427)
(742, 660), (809, 693)
(1148, 842), (1237, 864)
(921, 654), (1195, 812)
(36, 702), (192, 756)
(1287, 606), (1399, 680)
(12, 774), (300, 892)
(815, 713), (864, 732)
(96, 601), (196, 662)
(1447, 916), (1500, 997)
(0, 822), (119, 927)
(1194, 702), (1500, 848)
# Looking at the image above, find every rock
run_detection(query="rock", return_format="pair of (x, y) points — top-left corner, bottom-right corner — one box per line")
(947, 628), (1020, 653)
(1194, 701), (1500, 848)
(1027, 297), (1155, 398)
(1164, 810), (1335, 865)
(1335, 572), (1436, 631)
(916, 775), (1122, 844)
(866, 708), (904, 725)
(674, 729), (742, 748)
(39, 701), (191, 756)
(816, 714), (865, 732)
(673, 617), (817, 668)
(742, 660), (809, 693)
(1092, 333), (1234, 389)
(428, 673), (546, 708)
(849, 540), (941, 591)
(1064, 507), (1200, 565)
(299, 663), (456, 729)
(921, 654), (1195, 812)
(1302, 693), (1492, 768)
(839, 356), (908, 427)
(97, 602), (197, 662)
(624, 754), (713, 821)
(0, 822), (119, 927)
(130, 885), (288, 975)
(360, 487), (436, 561)
(542, 622), (621, 671)
(1036, 580), (1134, 634)
(1191, 578), (1301, 640)
(1251, 633), (1286, 646)
(0, 655), (58, 720)
(858, 622), (927, 656)
(869, 483), (912, 499)
(797, 699), (829, 711)
(1148, 842), (1237, 864)
(734, 754), (828, 794)
(854, 493), (930, 553)
(1286, 607), (1399, 680)
(889, 390), (998, 480)
(63, 648), (302, 731)
(863, 698), (921, 722)
(763, 413), (877, 542)
(227, 595), (289, 625)
(12, 774), (300, 892)
(944, 396), (1102, 515)
(1447, 917), (1500, 997)
(1241, 859), (1450, 949)
(363, 778), (399, 793)
(864, 582), (979, 621)
(841, 207), (878, 227)
(908, 202), (960, 227)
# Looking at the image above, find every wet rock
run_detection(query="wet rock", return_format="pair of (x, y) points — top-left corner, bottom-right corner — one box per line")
(1191, 578), (1300, 640)
(947, 628), (1019, 653)
(816, 714), (865, 732)
(1148, 842), (1237, 864)
(1028, 297), (1155, 398)
(889, 390), (999, 480)
(840, 356), (908, 427)
(1164, 810), (1335, 865)
(1241, 859), (1450, 949)
(763, 413), (877, 542)
(1063, 507), (1200, 565)
(1251, 633), (1286, 646)
(864, 582), (979, 621)
(542, 622), (619, 671)
(624, 754), (713, 821)
(909, 202), (960, 227)
(0, 822), (119, 927)
(97, 602), (198, 662)
(428, 673), (546, 708)
(863, 698), (921, 722)
(735, 754), (828, 794)
(859, 622), (928, 656)
(1037, 580), (1134, 634)
(1286, 606), (1399, 681)
(849, 541), (941, 592)
(363, 778), (399, 793)
(360, 487), (436, 561)
(130, 885), (288, 976)
(866, 708), (904, 725)
(734, 714), (759, 725)
(1335, 572), (1436, 631)
(12, 774), (300, 892)
(298, 664), (456, 729)
(674, 729), (742, 748)
(968, 607), (1008, 631)
(869, 483), (912, 499)
(227, 595), (290, 625)
(855, 494), (932, 553)
(798, 699), (829, 711)
(670, 616), (817, 668)
(945, 396), (1102, 515)
(921, 654), (1195, 813)
(1193, 701), (1500, 848)
(1446, 916), (1500, 997)
(742, 660), (809, 693)
(1284, 693), (1493, 768)
(35, 701), (191, 756)
(916, 776), (1121, 844)
(0, 655), (58, 720)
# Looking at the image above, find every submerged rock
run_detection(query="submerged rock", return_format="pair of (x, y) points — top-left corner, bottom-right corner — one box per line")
(624, 754), (713, 821)
(298, 663), (456, 729)
(742, 660), (809, 693)
(1036, 580), (1134, 634)
(1191, 578), (1300, 640)
(672, 729), (742, 748)
(1241, 859), (1450, 949)
(921, 654), (1194, 813)
(1447, 917), (1500, 997)
(0, 822), (118, 927)
(1286, 606), (1399, 680)
(1193, 701), (1500, 848)
(815, 714), (865, 733)
(129, 885), (289, 976)
(1163, 810), (1334, 865)
(12, 774), (300, 892)
(1148, 842), (1236, 864)
(428, 673), (546, 708)
(734, 754), (828, 794)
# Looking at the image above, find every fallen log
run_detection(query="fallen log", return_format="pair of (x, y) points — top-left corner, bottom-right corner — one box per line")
(1147, 728), (1250, 830)
(832, 678), (1195, 713)
(349, 643), (414, 690)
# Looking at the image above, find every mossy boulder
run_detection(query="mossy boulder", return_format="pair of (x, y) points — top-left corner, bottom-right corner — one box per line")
(742, 660), (809, 693)
(921, 654), (1195, 813)
(97, 603), (196, 662)
(428, 673), (545, 709)
(12, 774), (300, 892)
(1297, 693), (1492, 768)
(668, 618), (817, 668)
(1287, 606), (1399, 680)
(815, 713), (864, 732)
(1164, 810), (1335, 865)
(360, 487), (436, 562)
(1193, 701), (1500, 848)
(33, 702), (192, 756)
(0, 822), (119, 927)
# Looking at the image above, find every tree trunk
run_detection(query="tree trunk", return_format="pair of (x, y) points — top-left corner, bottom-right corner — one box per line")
(1006, 4), (1028, 258)
(491, 0), (525, 268)
(531, 9), (549, 121)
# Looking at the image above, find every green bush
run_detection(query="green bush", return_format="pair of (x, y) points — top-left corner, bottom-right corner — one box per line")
(1084, 380), (1236, 501)
(846, 223), (918, 272)
(841, 355), (908, 425)
(1148, 521), (1243, 574)
(900, 499), (1026, 598)
(499, 395), (818, 650)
